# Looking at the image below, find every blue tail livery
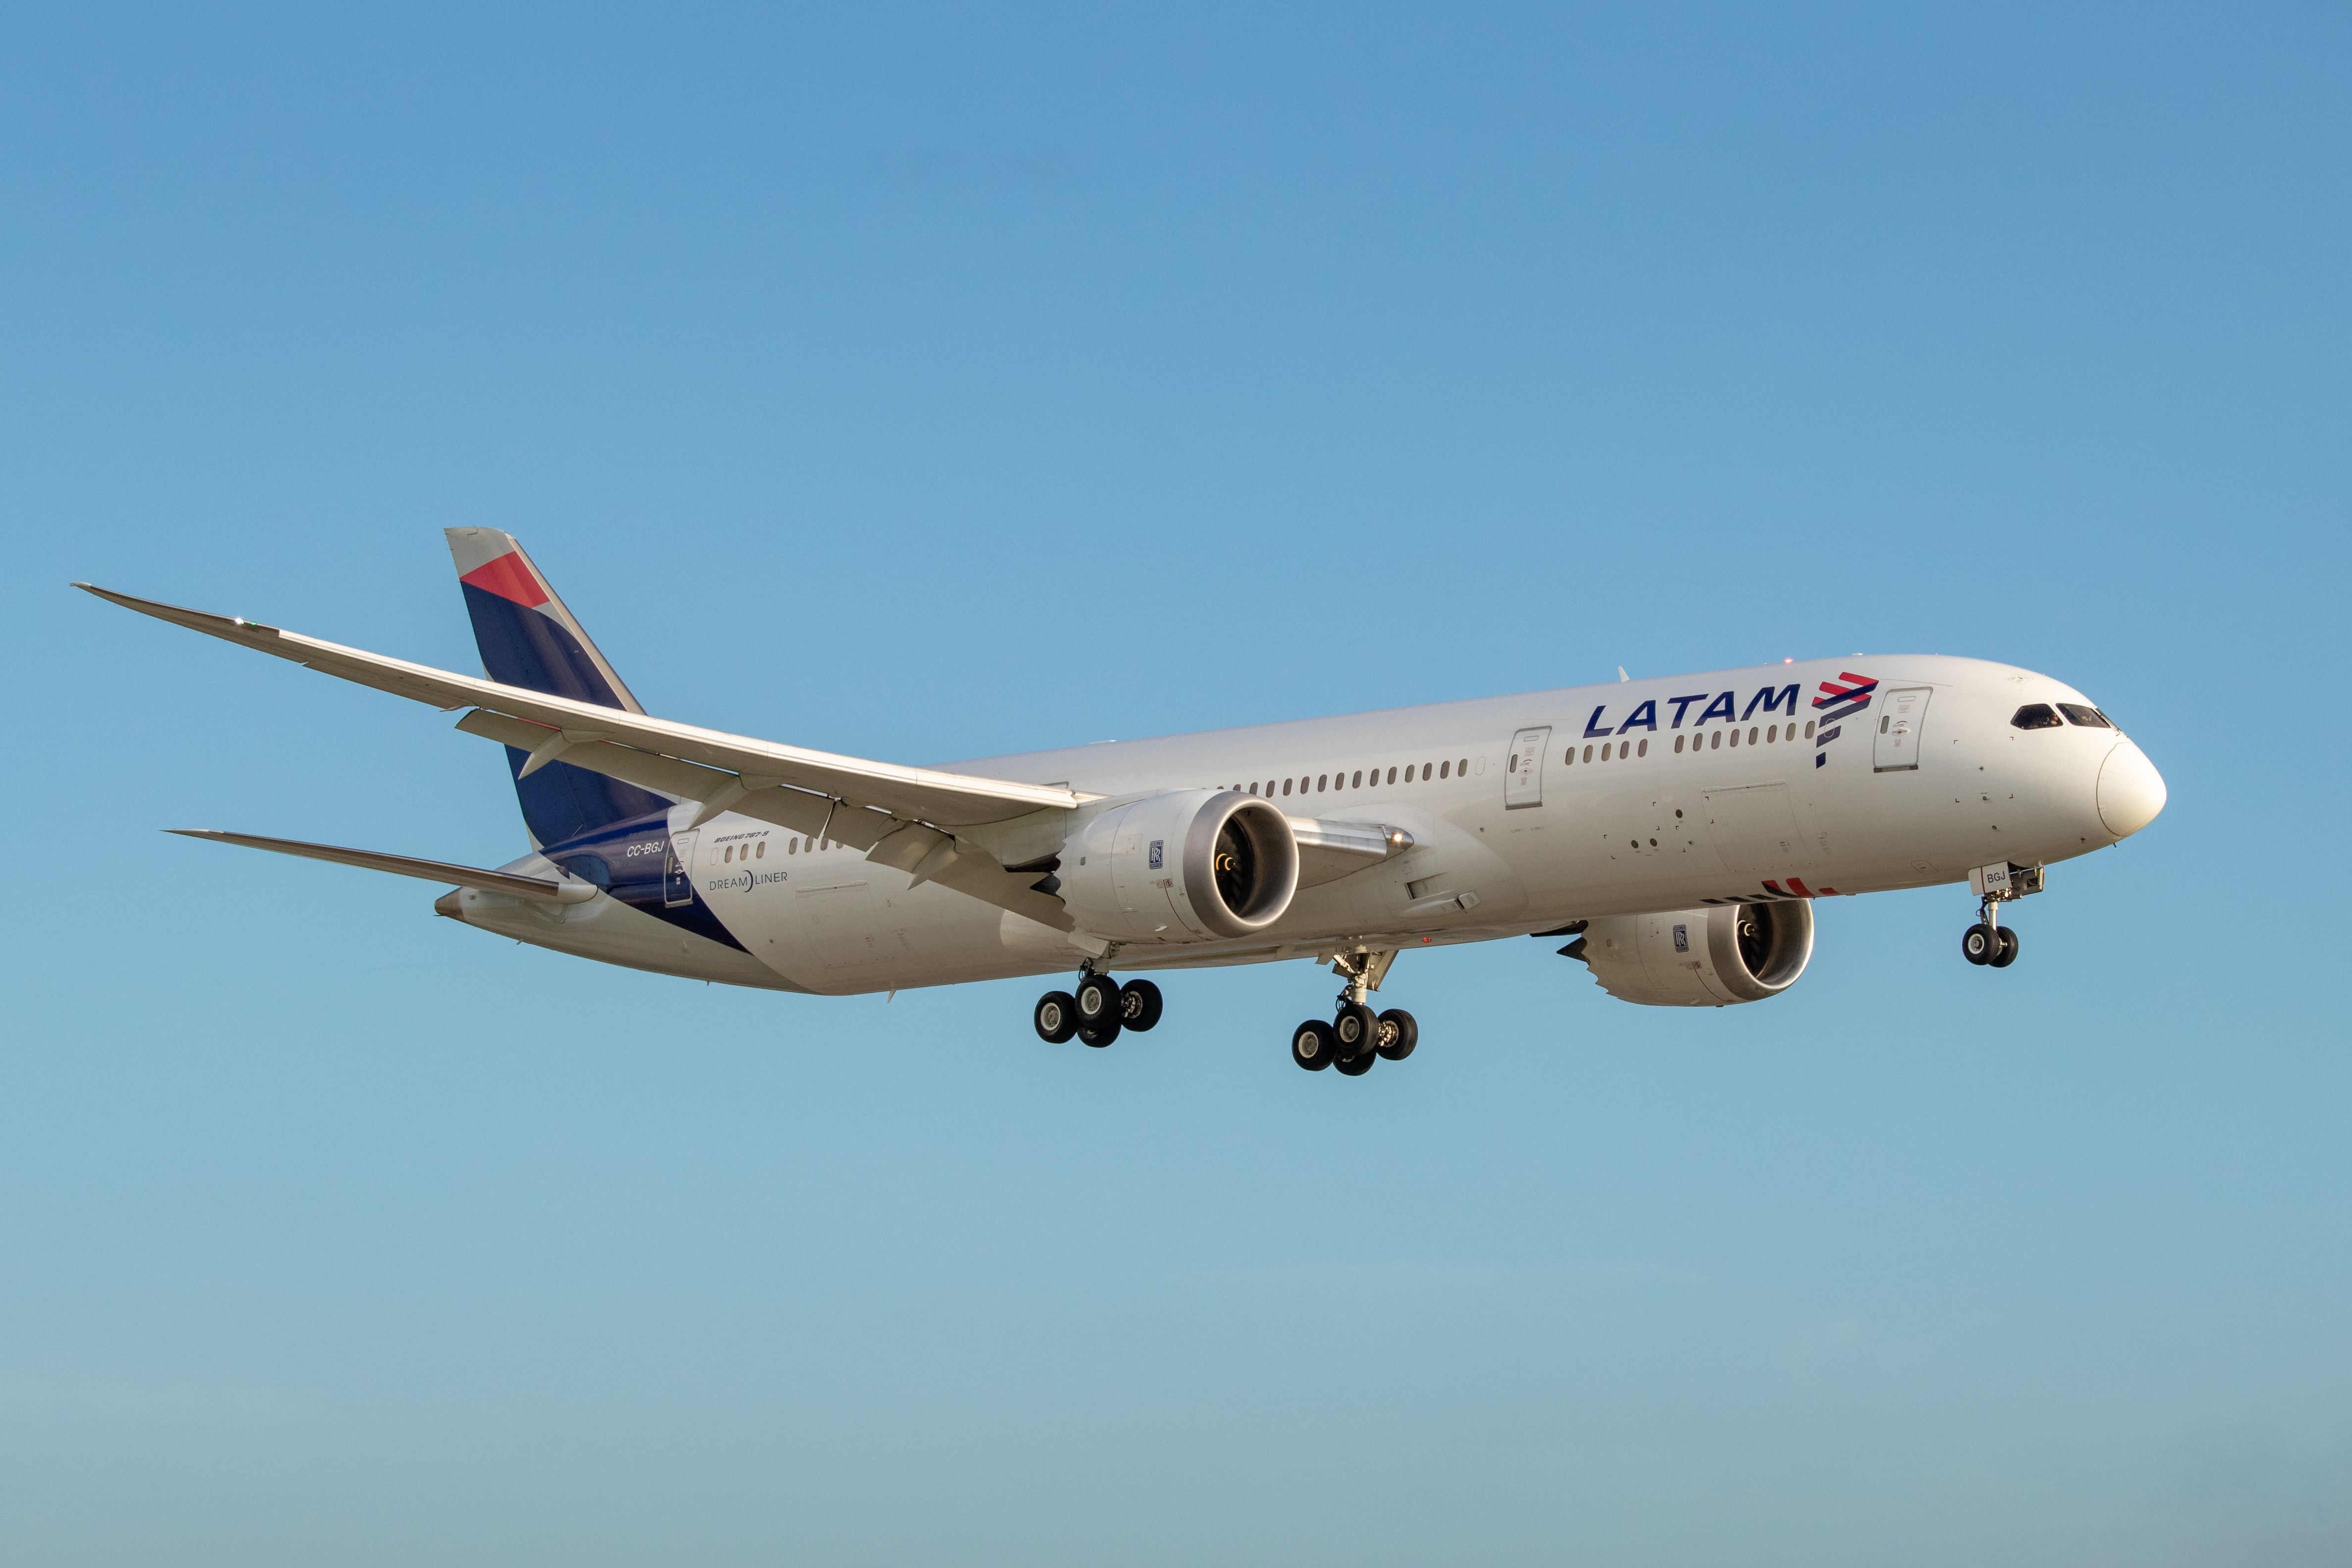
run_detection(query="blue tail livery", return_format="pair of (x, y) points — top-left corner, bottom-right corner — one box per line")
(445, 528), (673, 847)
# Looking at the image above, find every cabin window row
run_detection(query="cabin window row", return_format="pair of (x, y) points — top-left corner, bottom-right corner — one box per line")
(1222, 759), (1473, 798)
(726, 836), (839, 857)
(1564, 720), (1817, 766)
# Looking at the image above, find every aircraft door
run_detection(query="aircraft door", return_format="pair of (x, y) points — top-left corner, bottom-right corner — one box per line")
(663, 829), (699, 907)
(1872, 687), (1932, 773)
(1506, 726), (1551, 809)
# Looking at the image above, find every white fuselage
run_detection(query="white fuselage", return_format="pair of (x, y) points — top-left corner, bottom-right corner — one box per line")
(446, 654), (2159, 995)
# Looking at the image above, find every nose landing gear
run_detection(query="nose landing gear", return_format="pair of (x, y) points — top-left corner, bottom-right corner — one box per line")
(1292, 949), (1416, 1078)
(1962, 862), (2041, 969)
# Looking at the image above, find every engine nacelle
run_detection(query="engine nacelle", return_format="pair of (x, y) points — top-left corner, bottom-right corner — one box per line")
(1058, 789), (1299, 944)
(1573, 901), (1813, 1007)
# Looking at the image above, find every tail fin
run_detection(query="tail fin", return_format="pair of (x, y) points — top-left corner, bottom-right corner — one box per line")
(445, 528), (671, 847)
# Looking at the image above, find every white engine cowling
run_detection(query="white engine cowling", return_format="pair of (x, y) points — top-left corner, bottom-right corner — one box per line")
(1058, 789), (1299, 943)
(1574, 901), (1813, 1007)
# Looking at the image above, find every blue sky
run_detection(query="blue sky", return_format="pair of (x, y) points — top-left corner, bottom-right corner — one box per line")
(3, 5), (2347, 1564)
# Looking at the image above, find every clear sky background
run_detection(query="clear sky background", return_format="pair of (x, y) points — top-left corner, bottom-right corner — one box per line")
(3, 5), (2347, 1564)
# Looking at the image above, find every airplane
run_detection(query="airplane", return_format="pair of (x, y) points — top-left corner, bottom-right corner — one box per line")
(76, 529), (2167, 1077)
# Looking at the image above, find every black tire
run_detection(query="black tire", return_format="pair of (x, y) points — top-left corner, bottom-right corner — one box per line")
(1375, 1008), (1419, 1061)
(1335, 1048), (1375, 1077)
(1074, 973), (1121, 1025)
(1118, 978), (1164, 1032)
(1033, 991), (1078, 1044)
(1334, 1002), (1379, 1060)
(1290, 1019), (1336, 1071)
(1990, 926), (2020, 968)
(1078, 1017), (1121, 1048)
(1961, 923), (1996, 965)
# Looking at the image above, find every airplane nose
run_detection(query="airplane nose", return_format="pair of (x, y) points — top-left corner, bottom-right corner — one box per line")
(2096, 741), (2167, 838)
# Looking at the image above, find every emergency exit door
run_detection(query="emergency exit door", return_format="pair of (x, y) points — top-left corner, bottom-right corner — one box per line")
(1506, 726), (1551, 809)
(1873, 687), (1931, 772)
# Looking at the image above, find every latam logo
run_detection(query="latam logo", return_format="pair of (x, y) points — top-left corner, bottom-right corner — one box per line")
(1809, 671), (1879, 770)
(1579, 671), (1880, 774)
(1581, 684), (1802, 738)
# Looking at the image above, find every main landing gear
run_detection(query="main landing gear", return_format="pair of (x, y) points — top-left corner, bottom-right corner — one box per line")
(1961, 861), (2044, 970)
(1291, 950), (1417, 1078)
(1033, 969), (1163, 1048)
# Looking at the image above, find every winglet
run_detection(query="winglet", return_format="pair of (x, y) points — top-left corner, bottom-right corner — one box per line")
(75, 582), (286, 643)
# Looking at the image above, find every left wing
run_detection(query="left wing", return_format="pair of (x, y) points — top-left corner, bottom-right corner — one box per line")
(80, 583), (1085, 929)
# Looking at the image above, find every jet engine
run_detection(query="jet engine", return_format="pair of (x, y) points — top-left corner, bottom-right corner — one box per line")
(1568, 900), (1813, 1007)
(1056, 788), (1299, 943)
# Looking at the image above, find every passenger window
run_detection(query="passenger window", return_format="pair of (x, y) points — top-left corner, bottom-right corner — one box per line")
(1352, 770), (1363, 788)
(2011, 704), (2063, 730)
(1317, 775), (1327, 791)
(1710, 732), (1721, 750)
(1748, 727), (1759, 745)
(1674, 735), (1684, 753)
(1582, 745), (1593, 763)
(1804, 721), (1815, 738)
(1638, 739), (1648, 757)
(2058, 703), (2111, 728)
(1439, 761), (1450, 779)
(787, 839), (796, 854)
(1457, 758), (1468, 775)
(1421, 763), (1432, 781)
(1563, 748), (1574, 766)
(1766, 725), (1777, 743)
(756, 841), (766, 859)
(1282, 778), (1293, 795)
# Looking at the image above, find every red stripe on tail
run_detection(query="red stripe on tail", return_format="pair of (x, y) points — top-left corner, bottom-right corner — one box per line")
(459, 552), (549, 608)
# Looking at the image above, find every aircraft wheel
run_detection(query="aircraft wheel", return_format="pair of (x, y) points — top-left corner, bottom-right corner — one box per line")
(1078, 1017), (1121, 1048)
(1034, 991), (1078, 1044)
(1334, 1002), (1379, 1060)
(1335, 1048), (1375, 1077)
(1961, 923), (1997, 965)
(1290, 1019), (1336, 1071)
(1990, 927), (2020, 968)
(1074, 973), (1122, 1027)
(1375, 1008), (1419, 1061)
(1118, 978), (1164, 1031)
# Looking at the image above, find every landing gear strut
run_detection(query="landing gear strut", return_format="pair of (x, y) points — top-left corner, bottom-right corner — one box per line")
(1033, 961), (1163, 1048)
(1293, 949), (1416, 1078)
(1962, 862), (2040, 969)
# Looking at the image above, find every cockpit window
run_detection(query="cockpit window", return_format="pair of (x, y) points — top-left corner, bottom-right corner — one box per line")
(2010, 703), (2063, 730)
(2057, 703), (2111, 728)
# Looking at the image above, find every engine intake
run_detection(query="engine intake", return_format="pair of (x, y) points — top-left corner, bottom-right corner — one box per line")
(1572, 900), (1813, 1007)
(1059, 789), (1299, 943)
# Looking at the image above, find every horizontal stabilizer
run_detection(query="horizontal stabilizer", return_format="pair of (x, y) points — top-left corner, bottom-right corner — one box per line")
(169, 829), (597, 903)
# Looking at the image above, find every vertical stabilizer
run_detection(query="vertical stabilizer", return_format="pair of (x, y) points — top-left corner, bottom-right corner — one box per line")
(445, 529), (670, 846)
